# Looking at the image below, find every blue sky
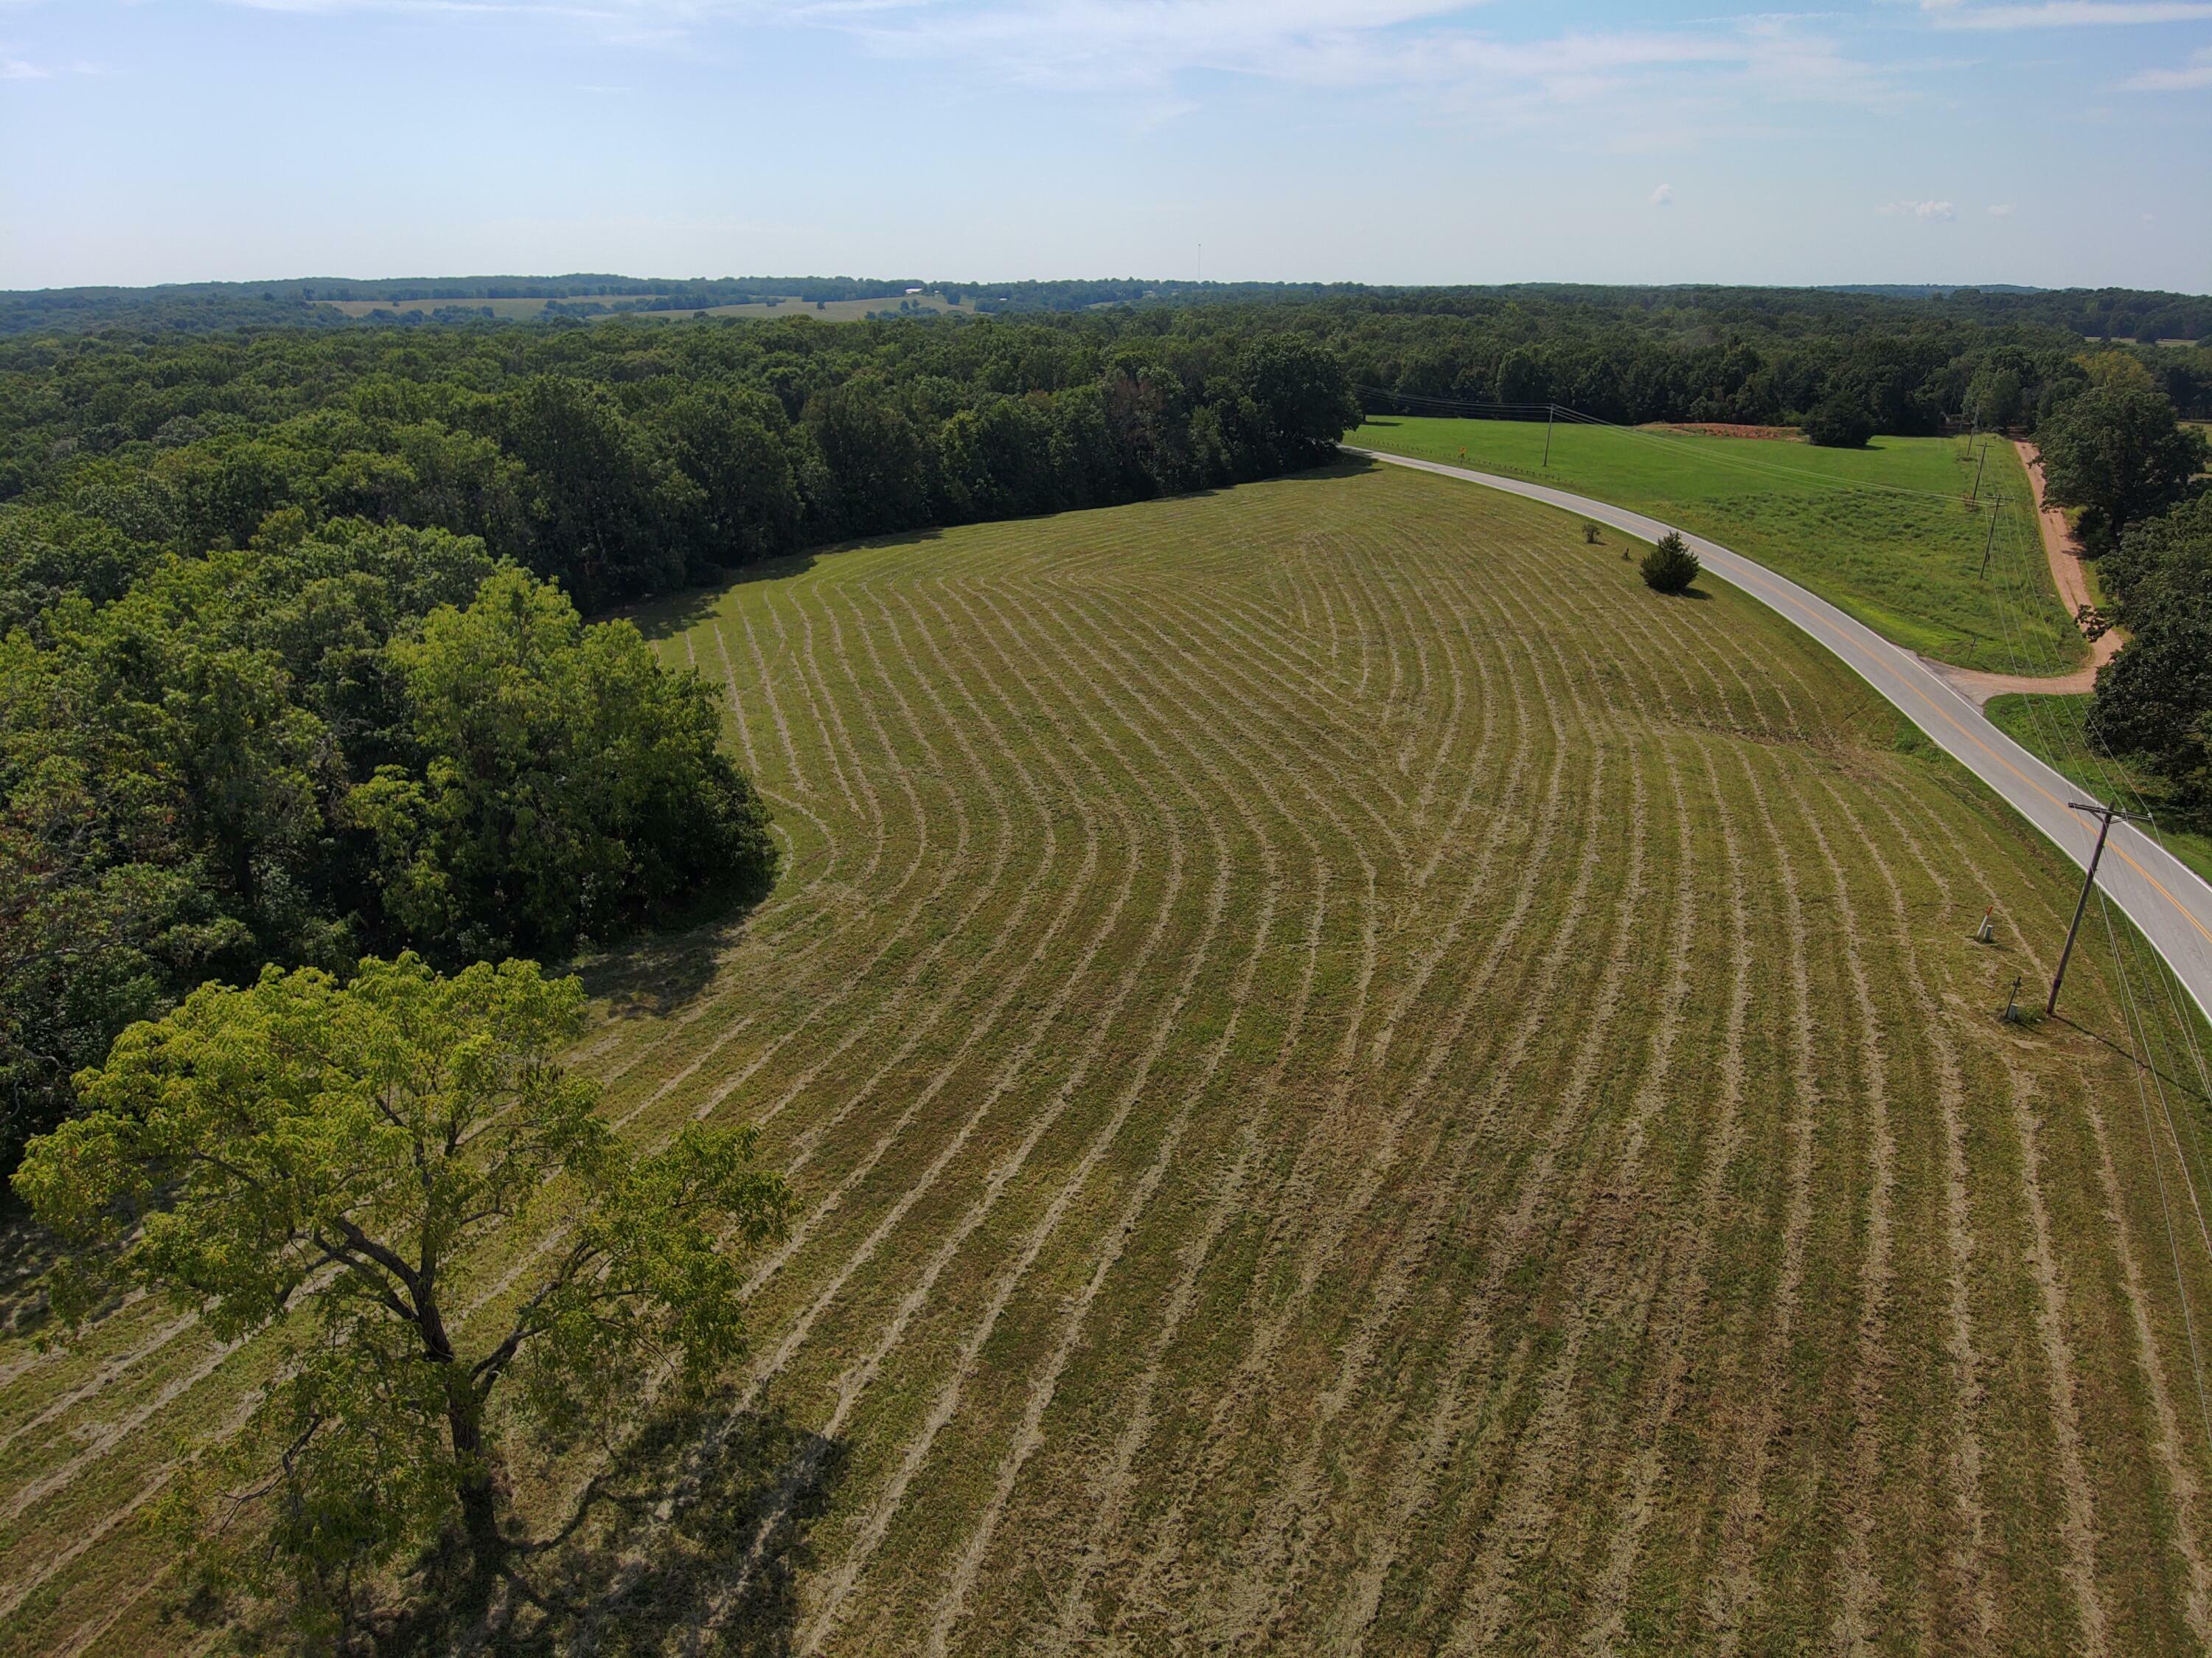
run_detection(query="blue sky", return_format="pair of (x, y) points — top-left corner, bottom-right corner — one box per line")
(1, 1), (2207, 291)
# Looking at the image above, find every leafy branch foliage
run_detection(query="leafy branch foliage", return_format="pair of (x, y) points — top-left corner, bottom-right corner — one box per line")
(13, 954), (788, 1635)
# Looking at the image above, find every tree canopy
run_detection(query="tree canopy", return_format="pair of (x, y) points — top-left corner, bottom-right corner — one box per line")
(353, 569), (776, 957)
(2091, 493), (2212, 806)
(2037, 382), (2209, 552)
(13, 954), (788, 1634)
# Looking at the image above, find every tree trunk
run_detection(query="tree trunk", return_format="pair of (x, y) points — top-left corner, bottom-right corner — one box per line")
(424, 1292), (506, 1584)
(445, 1384), (507, 1583)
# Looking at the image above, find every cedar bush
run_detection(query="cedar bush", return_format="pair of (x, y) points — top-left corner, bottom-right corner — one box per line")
(1641, 530), (1700, 594)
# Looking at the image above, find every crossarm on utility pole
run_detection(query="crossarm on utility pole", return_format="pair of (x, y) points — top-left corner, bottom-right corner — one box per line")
(2048, 800), (2154, 1017)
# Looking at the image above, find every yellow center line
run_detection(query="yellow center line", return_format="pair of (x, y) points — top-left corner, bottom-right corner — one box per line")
(1364, 450), (2212, 963)
(1728, 563), (2212, 957)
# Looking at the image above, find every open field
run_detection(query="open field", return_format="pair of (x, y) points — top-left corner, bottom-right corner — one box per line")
(644, 293), (980, 322)
(316, 294), (669, 319)
(1353, 416), (2082, 673)
(8, 461), (2212, 1653)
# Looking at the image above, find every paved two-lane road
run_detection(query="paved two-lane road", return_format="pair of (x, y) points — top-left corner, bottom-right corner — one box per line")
(1349, 446), (2212, 1027)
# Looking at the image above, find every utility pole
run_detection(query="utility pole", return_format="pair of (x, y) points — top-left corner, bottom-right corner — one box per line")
(1543, 403), (1556, 468)
(1969, 443), (1989, 504)
(2048, 800), (2153, 1016)
(1978, 507), (2000, 578)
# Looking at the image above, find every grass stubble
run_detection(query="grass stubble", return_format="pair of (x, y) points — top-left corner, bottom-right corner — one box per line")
(4, 460), (2212, 1654)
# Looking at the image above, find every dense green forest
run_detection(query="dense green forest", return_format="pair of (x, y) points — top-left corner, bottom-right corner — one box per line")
(4, 282), (2208, 1179)
(0, 312), (1359, 1171)
(1307, 291), (2211, 424)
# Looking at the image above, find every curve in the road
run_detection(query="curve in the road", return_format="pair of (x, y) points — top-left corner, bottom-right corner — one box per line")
(1347, 445), (2212, 1027)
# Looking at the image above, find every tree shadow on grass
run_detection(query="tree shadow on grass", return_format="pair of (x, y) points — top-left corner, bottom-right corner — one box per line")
(0, 1212), (66, 1341)
(574, 920), (737, 1025)
(571, 856), (787, 1024)
(375, 1395), (845, 1657)
(619, 552), (821, 645)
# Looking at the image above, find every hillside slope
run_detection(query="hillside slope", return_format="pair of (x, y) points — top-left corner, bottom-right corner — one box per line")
(7, 462), (2211, 1654)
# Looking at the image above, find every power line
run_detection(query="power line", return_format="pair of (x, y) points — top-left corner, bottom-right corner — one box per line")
(2050, 801), (2152, 1017)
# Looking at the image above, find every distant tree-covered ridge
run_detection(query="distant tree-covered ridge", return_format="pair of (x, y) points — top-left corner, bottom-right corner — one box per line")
(4, 274), (2208, 357)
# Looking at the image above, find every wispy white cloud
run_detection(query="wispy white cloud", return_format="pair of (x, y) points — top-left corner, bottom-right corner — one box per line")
(1651, 181), (1676, 206)
(1918, 0), (2212, 27)
(1880, 198), (1958, 219)
(198, 0), (1900, 131)
(2122, 44), (2212, 86)
(1, 52), (104, 78)
(1987, 201), (2016, 213)
(795, 0), (1896, 133)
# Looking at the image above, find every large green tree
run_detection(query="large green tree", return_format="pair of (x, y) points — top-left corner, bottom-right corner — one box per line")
(2090, 493), (2212, 805)
(352, 567), (776, 958)
(13, 954), (787, 1632)
(1235, 335), (1362, 466)
(491, 376), (698, 608)
(2038, 382), (2208, 551)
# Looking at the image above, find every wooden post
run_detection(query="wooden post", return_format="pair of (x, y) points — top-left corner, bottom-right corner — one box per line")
(2048, 802), (2151, 1016)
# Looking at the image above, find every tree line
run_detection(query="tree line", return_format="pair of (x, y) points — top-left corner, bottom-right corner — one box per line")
(2051, 367), (2212, 808)
(0, 315), (1359, 1172)
(1304, 299), (2210, 430)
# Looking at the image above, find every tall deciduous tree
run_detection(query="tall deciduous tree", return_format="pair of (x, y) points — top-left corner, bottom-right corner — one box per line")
(352, 568), (776, 960)
(2038, 382), (2208, 552)
(12, 954), (787, 1632)
(1236, 335), (1363, 467)
(2090, 493), (2212, 805)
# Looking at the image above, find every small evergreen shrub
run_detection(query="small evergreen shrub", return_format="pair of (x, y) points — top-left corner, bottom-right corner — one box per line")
(1641, 530), (1700, 594)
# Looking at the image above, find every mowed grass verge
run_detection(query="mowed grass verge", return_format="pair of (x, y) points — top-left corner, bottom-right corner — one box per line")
(8, 460), (2212, 1654)
(1986, 691), (2212, 889)
(1352, 414), (2082, 673)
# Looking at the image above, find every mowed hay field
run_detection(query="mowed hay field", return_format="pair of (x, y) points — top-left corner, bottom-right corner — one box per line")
(9, 461), (2212, 1654)
(1352, 416), (2081, 673)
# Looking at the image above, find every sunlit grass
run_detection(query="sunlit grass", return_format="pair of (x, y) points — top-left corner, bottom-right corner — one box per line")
(1351, 414), (2081, 671)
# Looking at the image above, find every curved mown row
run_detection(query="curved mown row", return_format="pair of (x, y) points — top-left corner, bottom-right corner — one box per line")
(4, 459), (2212, 1654)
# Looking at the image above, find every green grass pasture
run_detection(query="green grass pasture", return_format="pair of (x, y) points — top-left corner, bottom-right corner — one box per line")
(1352, 415), (2083, 672)
(8, 463), (2211, 1653)
(1986, 691), (2212, 888)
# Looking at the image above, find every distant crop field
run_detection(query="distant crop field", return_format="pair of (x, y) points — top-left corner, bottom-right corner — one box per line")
(316, 294), (669, 318)
(643, 292), (981, 322)
(8, 462), (2212, 1653)
(1354, 415), (2079, 672)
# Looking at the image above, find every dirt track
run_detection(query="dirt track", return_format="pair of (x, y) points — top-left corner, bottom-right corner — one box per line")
(1925, 441), (2123, 706)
